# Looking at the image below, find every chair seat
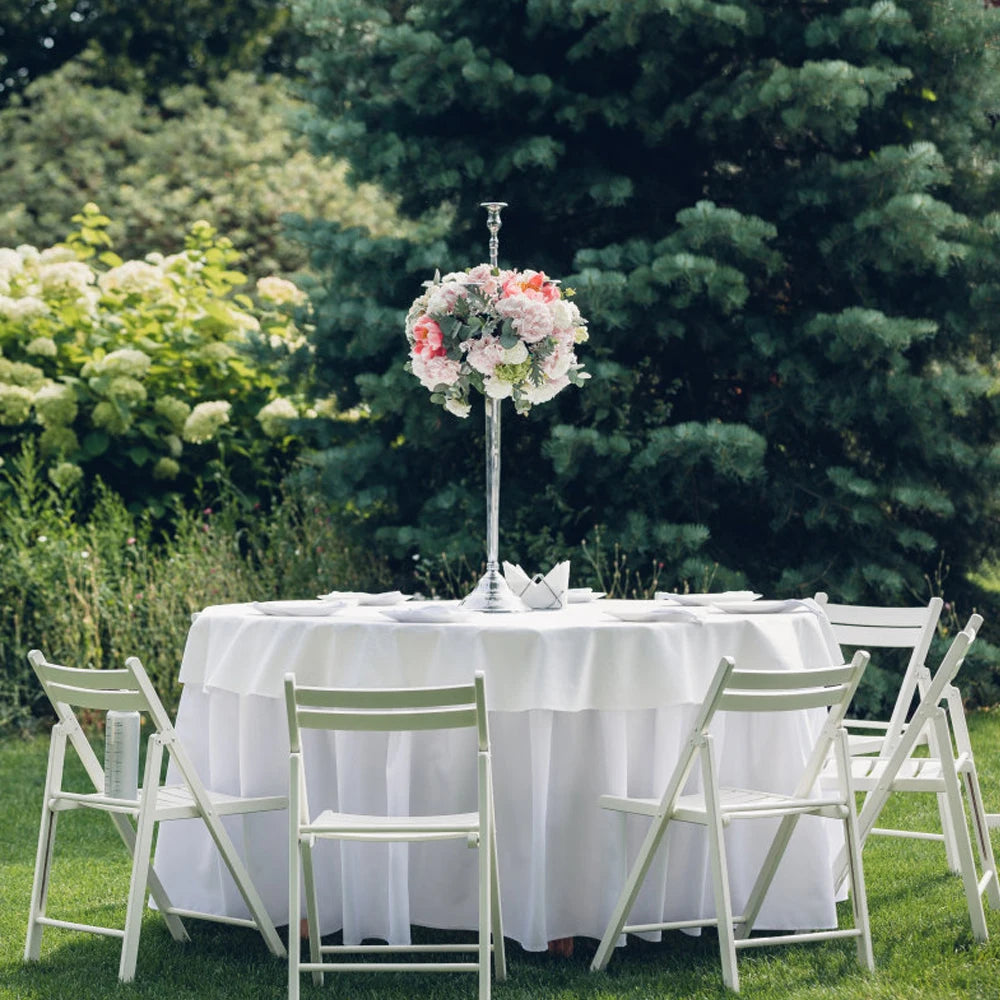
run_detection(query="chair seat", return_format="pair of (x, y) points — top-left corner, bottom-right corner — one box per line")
(52, 785), (287, 820)
(848, 756), (959, 792)
(306, 808), (480, 839)
(601, 787), (847, 824)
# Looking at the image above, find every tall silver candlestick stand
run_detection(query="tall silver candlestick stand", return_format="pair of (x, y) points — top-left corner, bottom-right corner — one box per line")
(461, 201), (527, 613)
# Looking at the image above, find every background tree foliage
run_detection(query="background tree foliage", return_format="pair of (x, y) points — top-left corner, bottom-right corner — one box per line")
(288, 0), (1000, 698)
(0, 0), (303, 106)
(0, 56), (405, 280)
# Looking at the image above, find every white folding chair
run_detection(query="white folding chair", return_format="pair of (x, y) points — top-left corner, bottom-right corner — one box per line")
(590, 651), (872, 993)
(24, 650), (287, 981)
(813, 592), (942, 756)
(830, 615), (1000, 941)
(284, 670), (506, 1000)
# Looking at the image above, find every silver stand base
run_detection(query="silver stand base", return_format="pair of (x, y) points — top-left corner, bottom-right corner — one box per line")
(461, 568), (528, 613)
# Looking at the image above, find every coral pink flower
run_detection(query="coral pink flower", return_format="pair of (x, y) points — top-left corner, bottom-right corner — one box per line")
(412, 315), (446, 357)
(501, 270), (559, 302)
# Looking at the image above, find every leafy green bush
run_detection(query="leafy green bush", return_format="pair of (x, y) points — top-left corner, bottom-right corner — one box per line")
(0, 57), (407, 279)
(0, 204), (314, 511)
(0, 447), (391, 729)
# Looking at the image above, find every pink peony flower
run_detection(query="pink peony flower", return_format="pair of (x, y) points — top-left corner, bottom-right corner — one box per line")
(412, 315), (446, 357)
(494, 295), (554, 343)
(464, 336), (506, 376)
(411, 352), (462, 390)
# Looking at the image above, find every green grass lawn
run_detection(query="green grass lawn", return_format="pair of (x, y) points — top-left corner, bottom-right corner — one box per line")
(4, 714), (1000, 1000)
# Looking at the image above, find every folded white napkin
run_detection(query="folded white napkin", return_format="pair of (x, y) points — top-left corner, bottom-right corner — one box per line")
(502, 560), (570, 610)
(317, 590), (407, 605)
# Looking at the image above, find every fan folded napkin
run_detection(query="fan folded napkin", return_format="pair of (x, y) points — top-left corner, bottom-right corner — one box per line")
(502, 560), (570, 610)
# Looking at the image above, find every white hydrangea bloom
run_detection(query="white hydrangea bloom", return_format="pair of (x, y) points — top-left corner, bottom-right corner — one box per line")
(0, 248), (23, 289)
(182, 400), (231, 443)
(106, 376), (147, 403)
(96, 348), (152, 378)
(38, 260), (95, 295)
(26, 337), (58, 358)
(39, 246), (78, 263)
(256, 397), (298, 438)
(34, 383), (78, 426)
(92, 400), (132, 435)
(256, 276), (306, 305)
(154, 396), (191, 432)
(39, 425), (79, 456)
(153, 457), (180, 480)
(0, 384), (35, 425)
(98, 261), (169, 296)
(48, 461), (84, 492)
(0, 295), (49, 320)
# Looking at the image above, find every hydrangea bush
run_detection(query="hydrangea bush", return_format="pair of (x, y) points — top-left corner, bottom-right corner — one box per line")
(0, 204), (312, 508)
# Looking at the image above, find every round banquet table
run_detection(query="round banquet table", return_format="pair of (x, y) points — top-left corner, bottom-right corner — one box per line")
(152, 599), (847, 951)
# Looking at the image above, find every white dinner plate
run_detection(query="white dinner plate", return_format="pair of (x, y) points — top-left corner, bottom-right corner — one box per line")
(251, 600), (350, 617)
(656, 591), (762, 605)
(378, 603), (473, 624)
(567, 588), (606, 603)
(716, 600), (811, 615)
(602, 603), (704, 623)
(317, 590), (408, 606)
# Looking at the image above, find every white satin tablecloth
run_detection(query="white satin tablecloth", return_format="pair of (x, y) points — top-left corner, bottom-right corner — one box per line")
(153, 600), (845, 950)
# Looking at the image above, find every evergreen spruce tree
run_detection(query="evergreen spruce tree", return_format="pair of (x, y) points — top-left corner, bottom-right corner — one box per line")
(289, 0), (1000, 694)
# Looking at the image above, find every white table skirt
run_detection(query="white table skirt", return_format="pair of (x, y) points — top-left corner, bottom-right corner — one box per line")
(153, 601), (847, 950)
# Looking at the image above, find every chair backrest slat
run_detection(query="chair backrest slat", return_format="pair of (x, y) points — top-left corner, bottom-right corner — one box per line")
(294, 683), (476, 711)
(825, 623), (930, 649)
(32, 660), (140, 692)
(296, 706), (479, 733)
(719, 685), (856, 713)
(813, 595), (941, 629)
(42, 683), (149, 713)
(725, 665), (858, 690)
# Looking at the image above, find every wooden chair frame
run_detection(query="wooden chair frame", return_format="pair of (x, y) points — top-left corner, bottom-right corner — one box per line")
(590, 651), (872, 992)
(284, 670), (506, 1000)
(23, 650), (287, 981)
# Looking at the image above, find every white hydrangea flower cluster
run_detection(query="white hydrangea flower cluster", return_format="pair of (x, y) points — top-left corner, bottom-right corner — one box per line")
(182, 400), (232, 443)
(256, 397), (298, 438)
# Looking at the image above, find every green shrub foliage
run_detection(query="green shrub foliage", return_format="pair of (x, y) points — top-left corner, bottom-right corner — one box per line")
(288, 0), (1000, 709)
(0, 448), (391, 728)
(0, 204), (313, 510)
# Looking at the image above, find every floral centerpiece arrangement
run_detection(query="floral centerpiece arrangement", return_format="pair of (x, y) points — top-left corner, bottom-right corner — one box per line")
(404, 263), (590, 416)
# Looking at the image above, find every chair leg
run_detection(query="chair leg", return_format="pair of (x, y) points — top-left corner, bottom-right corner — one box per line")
(193, 793), (287, 958)
(932, 714), (989, 942)
(836, 731), (874, 971)
(489, 797), (506, 982)
(300, 839), (323, 986)
(478, 752), (491, 1000)
(590, 806), (675, 972)
(289, 755), (302, 1000)
(700, 742), (739, 992)
(961, 766), (1000, 910)
(119, 735), (165, 982)
(24, 726), (67, 962)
